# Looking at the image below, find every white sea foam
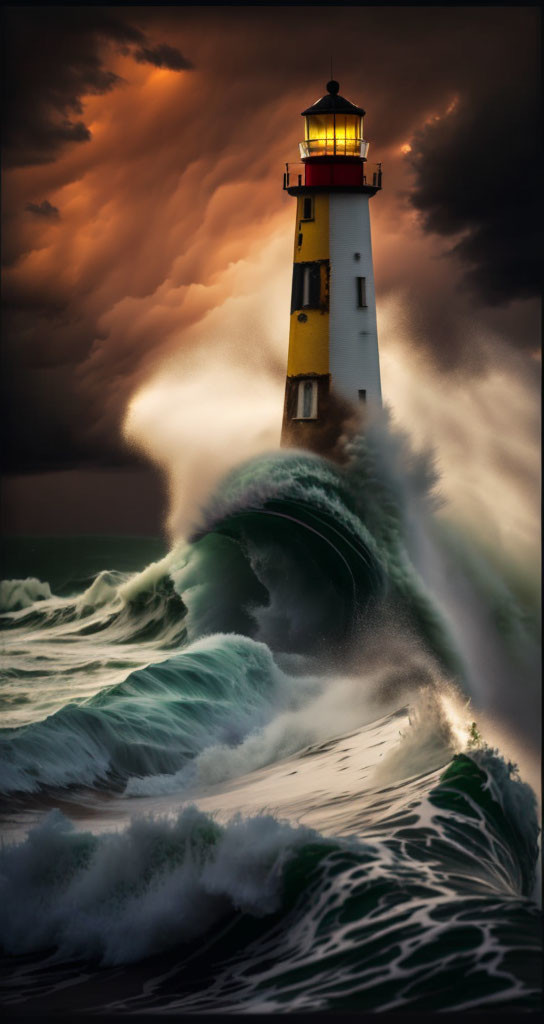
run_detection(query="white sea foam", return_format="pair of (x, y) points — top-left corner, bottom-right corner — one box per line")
(124, 639), (471, 797)
(76, 571), (122, 613)
(0, 577), (52, 611)
(0, 805), (321, 965)
(118, 550), (178, 604)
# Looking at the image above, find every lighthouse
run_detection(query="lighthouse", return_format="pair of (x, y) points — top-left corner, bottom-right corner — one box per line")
(281, 80), (382, 451)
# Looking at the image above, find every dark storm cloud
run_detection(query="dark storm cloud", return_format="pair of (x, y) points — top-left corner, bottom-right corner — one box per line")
(1, 5), (539, 482)
(133, 43), (193, 72)
(25, 200), (60, 219)
(1, 6), (193, 167)
(406, 81), (540, 307)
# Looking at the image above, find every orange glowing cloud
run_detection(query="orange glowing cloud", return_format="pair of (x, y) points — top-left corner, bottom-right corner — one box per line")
(2, 4), (539, 556)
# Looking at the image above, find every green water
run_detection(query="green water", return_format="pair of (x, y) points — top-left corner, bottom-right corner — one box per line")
(0, 536), (169, 596)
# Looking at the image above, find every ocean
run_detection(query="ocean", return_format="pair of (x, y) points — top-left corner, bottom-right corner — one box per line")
(0, 423), (541, 1016)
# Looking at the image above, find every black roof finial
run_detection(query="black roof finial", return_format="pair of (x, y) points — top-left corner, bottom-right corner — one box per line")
(301, 82), (365, 117)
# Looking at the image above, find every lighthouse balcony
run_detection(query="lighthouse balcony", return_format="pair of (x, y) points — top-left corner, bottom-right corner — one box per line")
(283, 161), (382, 193)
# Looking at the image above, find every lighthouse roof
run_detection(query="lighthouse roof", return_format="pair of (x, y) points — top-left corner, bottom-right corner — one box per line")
(301, 80), (366, 118)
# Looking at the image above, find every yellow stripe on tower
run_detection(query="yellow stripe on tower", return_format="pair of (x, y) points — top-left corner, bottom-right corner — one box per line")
(286, 194), (330, 377)
(292, 194), (329, 262)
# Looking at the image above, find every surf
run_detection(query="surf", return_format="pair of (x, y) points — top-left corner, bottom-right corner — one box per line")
(0, 420), (540, 1014)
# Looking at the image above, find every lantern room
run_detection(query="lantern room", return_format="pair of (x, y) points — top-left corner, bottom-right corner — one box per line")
(299, 80), (369, 160)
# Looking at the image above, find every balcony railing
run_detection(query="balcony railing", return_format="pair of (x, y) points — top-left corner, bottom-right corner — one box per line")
(283, 162), (383, 190)
(299, 138), (370, 159)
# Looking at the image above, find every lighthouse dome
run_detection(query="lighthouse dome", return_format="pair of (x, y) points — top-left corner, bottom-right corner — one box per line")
(300, 80), (367, 159)
(301, 80), (366, 118)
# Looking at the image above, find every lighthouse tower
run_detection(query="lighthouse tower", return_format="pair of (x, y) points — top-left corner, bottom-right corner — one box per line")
(281, 80), (382, 451)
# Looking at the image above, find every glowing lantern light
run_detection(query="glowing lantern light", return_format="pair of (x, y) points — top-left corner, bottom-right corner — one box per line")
(299, 80), (369, 159)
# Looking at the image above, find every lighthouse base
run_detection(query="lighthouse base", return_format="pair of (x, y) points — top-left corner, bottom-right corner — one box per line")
(281, 374), (363, 461)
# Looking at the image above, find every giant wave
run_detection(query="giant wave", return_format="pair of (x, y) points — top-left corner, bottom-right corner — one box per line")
(0, 421), (540, 1014)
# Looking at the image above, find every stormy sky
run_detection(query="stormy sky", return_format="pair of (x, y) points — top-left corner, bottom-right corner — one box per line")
(1, 5), (540, 552)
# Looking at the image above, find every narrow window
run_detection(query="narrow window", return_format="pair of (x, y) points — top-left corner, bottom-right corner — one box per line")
(302, 266), (311, 307)
(302, 196), (313, 220)
(356, 276), (367, 308)
(302, 381), (313, 418)
(358, 389), (367, 403)
(296, 379), (318, 419)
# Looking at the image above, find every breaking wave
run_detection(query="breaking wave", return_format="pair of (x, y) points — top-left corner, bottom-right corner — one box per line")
(0, 751), (539, 1012)
(1, 420), (540, 1013)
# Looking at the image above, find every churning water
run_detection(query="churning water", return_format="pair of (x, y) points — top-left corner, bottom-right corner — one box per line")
(0, 421), (541, 1014)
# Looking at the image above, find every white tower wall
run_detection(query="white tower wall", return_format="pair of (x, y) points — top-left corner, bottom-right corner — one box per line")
(328, 193), (382, 406)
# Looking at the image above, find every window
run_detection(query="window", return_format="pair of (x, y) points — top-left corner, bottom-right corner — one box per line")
(356, 276), (367, 308)
(358, 389), (367, 403)
(302, 266), (311, 307)
(302, 196), (314, 220)
(296, 379), (318, 419)
(290, 261), (329, 313)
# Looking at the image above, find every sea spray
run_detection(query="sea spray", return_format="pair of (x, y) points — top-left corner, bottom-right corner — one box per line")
(0, 578), (52, 612)
(1, 417), (540, 1013)
(0, 806), (322, 964)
